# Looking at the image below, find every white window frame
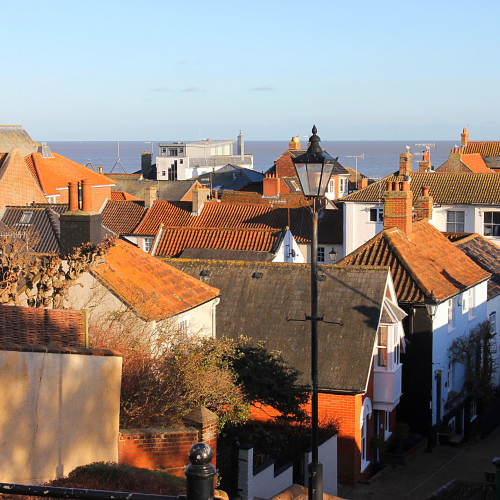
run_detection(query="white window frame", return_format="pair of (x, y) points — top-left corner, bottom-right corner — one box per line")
(446, 210), (465, 232)
(484, 211), (500, 237)
(143, 237), (153, 253)
(317, 247), (325, 263)
(178, 315), (190, 336)
(339, 177), (347, 195)
(468, 288), (475, 321)
(384, 411), (392, 440)
(328, 178), (335, 194)
(360, 398), (372, 472)
(377, 325), (388, 368)
(369, 207), (383, 223)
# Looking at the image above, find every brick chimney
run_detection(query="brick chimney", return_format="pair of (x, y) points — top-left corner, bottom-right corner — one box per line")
(289, 136), (301, 151)
(419, 150), (432, 172)
(414, 186), (433, 220)
(461, 127), (469, 147)
(145, 187), (157, 208)
(60, 179), (103, 256)
(141, 152), (152, 177)
(399, 150), (413, 176)
(263, 173), (280, 197)
(447, 147), (462, 172)
(358, 178), (369, 190)
(383, 180), (413, 234)
(192, 186), (210, 215)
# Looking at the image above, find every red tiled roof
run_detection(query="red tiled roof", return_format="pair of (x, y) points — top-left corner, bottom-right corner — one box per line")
(24, 152), (115, 196)
(101, 200), (146, 234)
(338, 220), (490, 303)
(133, 200), (341, 244)
(154, 227), (283, 257)
(111, 191), (142, 201)
(92, 239), (220, 321)
(463, 142), (500, 156)
(460, 154), (493, 173)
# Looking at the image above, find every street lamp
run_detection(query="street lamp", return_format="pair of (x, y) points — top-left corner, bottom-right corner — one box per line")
(292, 125), (336, 500)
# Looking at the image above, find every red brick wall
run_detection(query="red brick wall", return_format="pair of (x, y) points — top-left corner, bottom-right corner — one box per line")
(263, 175), (280, 196)
(0, 150), (46, 208)
(0, 304), (84, 347)
(275, 151), (298, 178)
(383, 181), (413, 234)
(119, 426), (217, 477)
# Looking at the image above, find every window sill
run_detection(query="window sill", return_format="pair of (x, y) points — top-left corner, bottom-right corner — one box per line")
(360, 459), (371, 473)
(469, 315), (476, 322)
(448, 327), (456, 335)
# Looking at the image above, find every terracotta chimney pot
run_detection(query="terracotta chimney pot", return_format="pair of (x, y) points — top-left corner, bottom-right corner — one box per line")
(81, 179), (92, 212)
(68, 182), (79, 211)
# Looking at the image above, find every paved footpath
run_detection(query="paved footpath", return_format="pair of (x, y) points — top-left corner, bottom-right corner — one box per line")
(337, 427), (500, 499)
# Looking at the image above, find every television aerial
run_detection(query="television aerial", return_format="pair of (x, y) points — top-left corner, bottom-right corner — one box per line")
(110, 141), (127, 173)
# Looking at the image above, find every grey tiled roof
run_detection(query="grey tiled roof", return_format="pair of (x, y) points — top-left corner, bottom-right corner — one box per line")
(195, 164), (264, 191)
(0, 125), (39, 157)
(483, 156), (500, 170)
(107, 175), (196, 201)
(164, 260), (389, 393)
(1, 204), (68, 254)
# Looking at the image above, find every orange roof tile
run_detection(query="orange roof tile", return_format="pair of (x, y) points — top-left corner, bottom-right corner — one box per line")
(338, 220), (490, 303)
(92, 239), (220, 321)
(460, 154), (493, 173)
(154, 227), (283, 257)
(133, 200), (342, 244)
(463, 142), (500, 156)
(25, 152), (115, 196)
(111, 191), (142, 201)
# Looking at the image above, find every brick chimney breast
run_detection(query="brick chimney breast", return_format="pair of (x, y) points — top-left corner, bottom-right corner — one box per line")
(399, 151), (413, 177)
(145, 187), (157, 208)
(263, 173), (280, 197)
(192, 186), (211, 215)
(414, 186), (433, 221)
(289, 136), (301, 151)
(461, 127), (469, 147)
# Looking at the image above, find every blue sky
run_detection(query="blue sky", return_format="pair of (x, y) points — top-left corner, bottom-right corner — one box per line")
(2, 0), (499, 141)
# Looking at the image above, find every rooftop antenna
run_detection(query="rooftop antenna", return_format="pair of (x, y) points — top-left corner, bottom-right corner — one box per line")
(144, 142), (154, 156)
(85, 159), (96, 171)
(346, 154), (364, 184)
(415, 143), (436, 162)
(110, 141), (127, 173)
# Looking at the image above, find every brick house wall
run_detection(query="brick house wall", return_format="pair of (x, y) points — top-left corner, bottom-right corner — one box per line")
(0, 304), (85, 347)
(56, 185), (111, 212)
(275, 151), (298, 178)
(0, 149), (46, 209)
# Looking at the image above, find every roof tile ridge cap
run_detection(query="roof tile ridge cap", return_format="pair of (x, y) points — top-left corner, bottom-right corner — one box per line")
(383, 228), (433, 299)
(337, 230), (386, 264)
(453, 233), (482, 246)
(31, 152), (49, 194)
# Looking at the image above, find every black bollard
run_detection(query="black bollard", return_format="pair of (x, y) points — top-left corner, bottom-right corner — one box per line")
(185, 443), (216, 500)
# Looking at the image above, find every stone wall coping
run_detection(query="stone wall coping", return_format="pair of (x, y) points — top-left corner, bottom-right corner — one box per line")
(119, 426), (199, 437)
(0, 342), (121, 356)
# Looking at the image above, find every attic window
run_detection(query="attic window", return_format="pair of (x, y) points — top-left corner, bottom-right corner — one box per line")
(200, 270), (211, 277)
(252, 272), (263, 279)
(19, 211), (33, 224)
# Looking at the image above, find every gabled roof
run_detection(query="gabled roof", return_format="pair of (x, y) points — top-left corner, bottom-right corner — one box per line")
(195, 164), (264, 191)
(340, 172), (500, 205)
(92, 239), (220, 321)
(106, 175), (198, 201)
(24, 153), (114, 196)
(1, 204), (68, 254)
(0, 125), (39, 157)
(447, 233), (500, 300)
(460, 154), (493, 173)
(463, 142), (500, 156)
(338, 220), (490, 304)
(133, 200), (341, 244)
(166, 260), (392, 393)
(154, 227), (284, 257)
(101, 200), (146, 234)
(111, 191), (142, 201)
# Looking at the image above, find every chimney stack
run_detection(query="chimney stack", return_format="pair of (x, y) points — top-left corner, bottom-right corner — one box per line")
(192, 186), (211, 215)
(40, 142), (54, 159)
(141, 152), (152, 177)
(358, 178), (369, 190)
(97, 166), (103, 174)
(237, 131), (245, 161)
(383, 179), (413, 234)
(399, 150), (413, 177)
(289, 136), (301, 151)
(263, 173), (280, 197)
(419, 150), (432, 172)
(145, 187), (157, 208)
(60, 179), (102, 256)
(461, 127), (469, 148)
(414, 186), (433, 221)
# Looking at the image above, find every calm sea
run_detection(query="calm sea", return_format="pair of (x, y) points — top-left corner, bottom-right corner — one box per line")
(44, 140), (458, 180)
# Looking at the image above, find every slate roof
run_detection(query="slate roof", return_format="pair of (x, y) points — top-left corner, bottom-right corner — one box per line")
(338, 220), (490, 304)
(92, 239), (220, 321)
(133, 200), (342, 244)
(111, 191), (142, 201)
(153, 227), (284, 257)
(463, 142), (500, 156)
(195, 164), (264, 192)
(0, 125), (39, 157)
(179, 248), (275, 262)
(24, 153), (115, 196)
(106, 174), (198, 201)
(340, 172), (500, 204)
(483, 156), (500, 170)
(101, 200), (146, 235)
(1, 204), (68, 254)
(448, 233), (500, 300)
(165, 260), (390, 393)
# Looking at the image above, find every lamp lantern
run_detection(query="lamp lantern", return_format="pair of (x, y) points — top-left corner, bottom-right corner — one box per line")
(425, 291), (439, 321)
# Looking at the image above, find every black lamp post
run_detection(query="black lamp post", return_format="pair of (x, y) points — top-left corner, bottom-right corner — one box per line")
(292, 126), (336, 500)
(424, 290), (439, 453)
